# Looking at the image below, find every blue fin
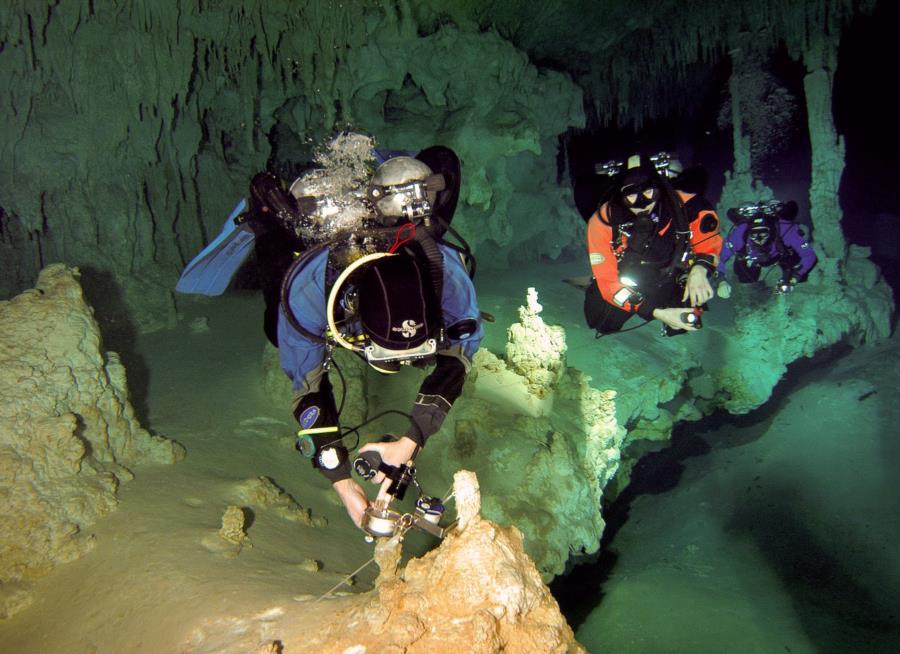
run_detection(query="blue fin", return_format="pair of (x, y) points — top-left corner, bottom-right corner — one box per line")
(176, 199), (255, 296)
(372, 148), (417, 164)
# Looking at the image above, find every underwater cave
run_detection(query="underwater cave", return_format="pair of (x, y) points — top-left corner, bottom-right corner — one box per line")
(1, 1), (898, 652)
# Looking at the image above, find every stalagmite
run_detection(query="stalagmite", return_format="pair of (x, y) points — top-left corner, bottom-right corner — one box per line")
(0, 265), (183, 617)
(218, 505), (249, 546)
(505, 288), (567, 398)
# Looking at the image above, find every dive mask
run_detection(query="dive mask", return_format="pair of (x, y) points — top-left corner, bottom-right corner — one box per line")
(621, 182), (659, 212)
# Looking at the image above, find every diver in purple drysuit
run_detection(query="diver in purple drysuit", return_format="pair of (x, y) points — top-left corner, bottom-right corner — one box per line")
(717, 201), (817, 294)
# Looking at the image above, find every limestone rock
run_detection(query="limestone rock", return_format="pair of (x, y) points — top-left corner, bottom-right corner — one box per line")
(0, 265), (184, 616)
(0, 582), (33, 620)
(218, 505), (249, 546)
(261, 343), (294, 410)
(233, 476), (326, 528)
(184, 471), (585, 654)
(306, 470), (586, 654)
(445, 354), (621, 578)
(189, 316), (211, 334)
(269, 471), (585, 654)
(505, 288), (567, 398)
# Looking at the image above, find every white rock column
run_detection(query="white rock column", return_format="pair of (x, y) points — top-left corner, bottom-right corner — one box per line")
(803, 31), (848, 268)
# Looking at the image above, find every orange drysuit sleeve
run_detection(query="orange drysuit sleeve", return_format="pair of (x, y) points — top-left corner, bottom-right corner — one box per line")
(586, 204), (642, 313)
(680, 191), (723, 265)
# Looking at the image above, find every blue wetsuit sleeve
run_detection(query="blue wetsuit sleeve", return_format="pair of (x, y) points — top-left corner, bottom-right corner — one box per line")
(277, 249), (351, 483)
(277, 249), (329, 393)
(438, 245), (484, 361)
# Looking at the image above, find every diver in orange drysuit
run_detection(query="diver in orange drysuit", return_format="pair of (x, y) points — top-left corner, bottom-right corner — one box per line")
(584, 155), (722, 335)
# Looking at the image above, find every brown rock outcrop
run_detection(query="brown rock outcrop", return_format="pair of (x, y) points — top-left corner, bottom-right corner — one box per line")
(311, 472), (586, 653)
(183, 472), (585, 653)
(0, 264), (184, 616)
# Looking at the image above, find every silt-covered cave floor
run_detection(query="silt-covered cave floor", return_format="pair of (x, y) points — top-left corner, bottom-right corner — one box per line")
(559, 331), (900, 653)
(0, 259), (896, 652)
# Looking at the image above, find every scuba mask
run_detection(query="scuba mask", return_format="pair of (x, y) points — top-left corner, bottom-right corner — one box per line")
(748, 216), (775, 246)
(618, 158), (661, 215)
(621, 181), (659, 213)
(749, 227), (772, 246)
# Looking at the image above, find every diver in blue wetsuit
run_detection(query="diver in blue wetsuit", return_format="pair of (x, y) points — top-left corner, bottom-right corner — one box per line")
(279, 152), (483, 529)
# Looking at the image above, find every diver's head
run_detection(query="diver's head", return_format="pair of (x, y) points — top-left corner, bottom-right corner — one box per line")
(367, 157), (446, 225)
(618, 155), (661, 217)
(355, 253), (441, 372)
(748, 219), (774, 246)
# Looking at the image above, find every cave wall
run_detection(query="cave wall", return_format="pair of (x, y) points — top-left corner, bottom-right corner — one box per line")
(0, 1), (878, 330)
(0, 1), (584, 331)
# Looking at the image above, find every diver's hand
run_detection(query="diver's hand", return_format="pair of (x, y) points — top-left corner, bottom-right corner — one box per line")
(653, 307), (699, 332)
(717, 280), (732, 299)
(332, 478), (370, 528)
(359, 437), (419, 507)
(683, 265), (714, 306)
(359, 437), (418, 484)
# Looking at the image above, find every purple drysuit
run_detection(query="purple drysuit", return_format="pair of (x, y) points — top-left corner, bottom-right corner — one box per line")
(717, 220), (817, 283)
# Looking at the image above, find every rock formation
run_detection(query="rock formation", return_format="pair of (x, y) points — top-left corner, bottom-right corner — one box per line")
(506, 288), (567, 398)
(0, 265), (184, 618)
(183, 471), (587, 654)
(233, 476), (327, 528)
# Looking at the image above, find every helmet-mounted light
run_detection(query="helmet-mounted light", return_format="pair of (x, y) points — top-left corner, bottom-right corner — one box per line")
(595, 160), (624, 177)
(649, 151), (683, 179)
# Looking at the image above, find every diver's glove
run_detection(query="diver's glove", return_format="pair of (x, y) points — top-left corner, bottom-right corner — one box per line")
(717, 280), (732, 299)
(775, 278), (795, 294)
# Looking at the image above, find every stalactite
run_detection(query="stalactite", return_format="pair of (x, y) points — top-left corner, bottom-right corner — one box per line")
(583, 0), (868, 128)
(0, 0), (876, 321)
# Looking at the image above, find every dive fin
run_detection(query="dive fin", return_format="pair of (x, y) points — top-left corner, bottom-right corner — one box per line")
(372, 148), (417, 165)
(562, 276), (592, 290)
(175, 198), (255, 296)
